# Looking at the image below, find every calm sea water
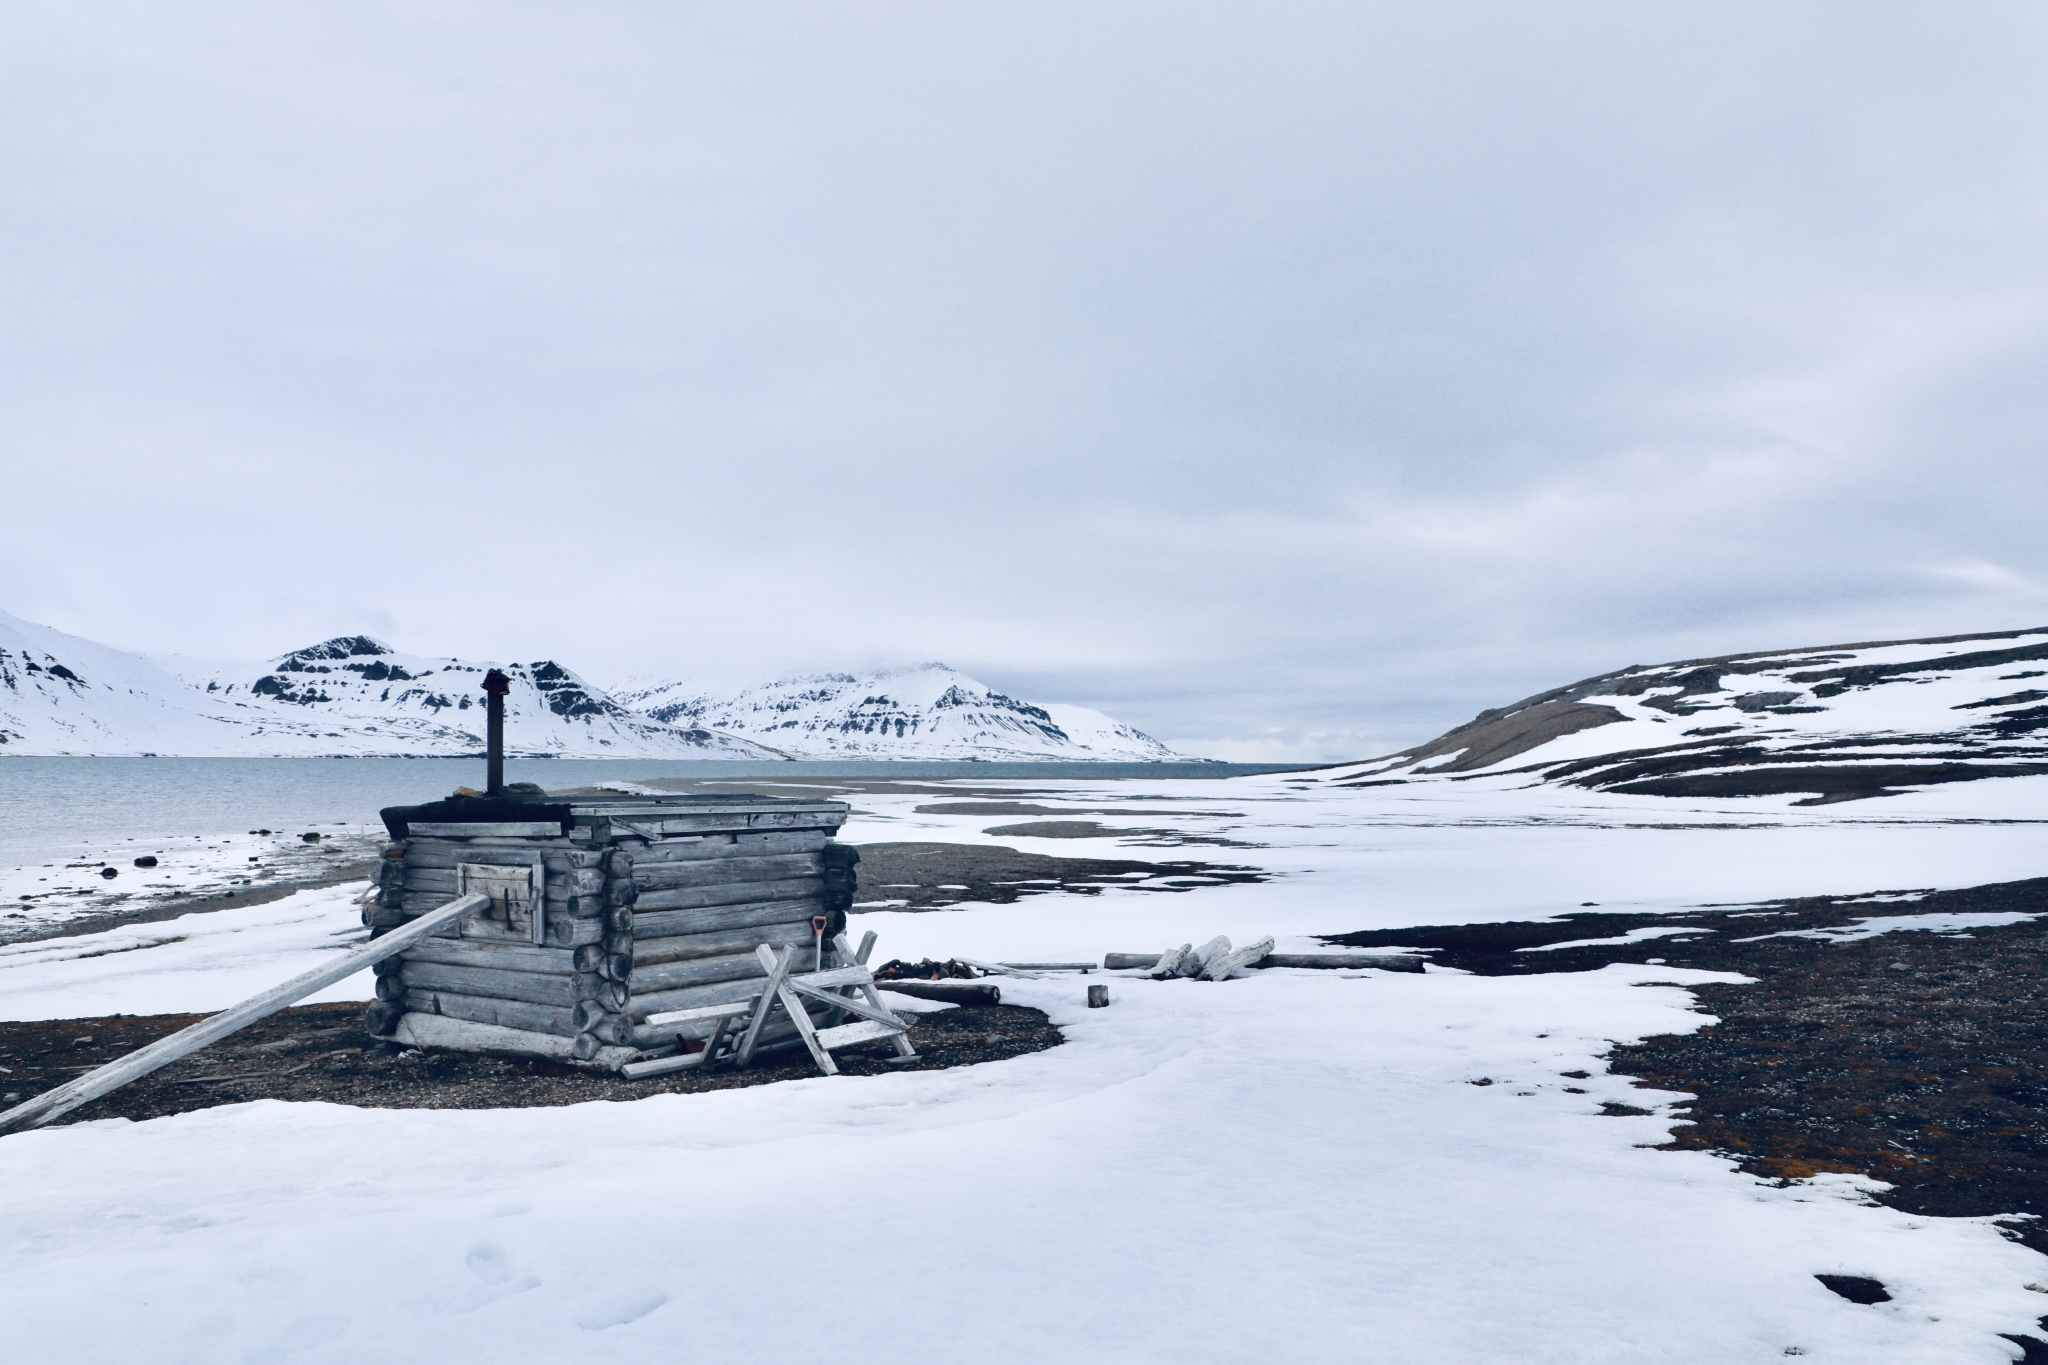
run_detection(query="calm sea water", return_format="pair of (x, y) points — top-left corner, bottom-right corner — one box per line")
(0, 756), (1305, 868)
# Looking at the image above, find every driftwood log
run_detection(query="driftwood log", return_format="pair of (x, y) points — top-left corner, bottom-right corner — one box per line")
(875, 981), (1001, 1007)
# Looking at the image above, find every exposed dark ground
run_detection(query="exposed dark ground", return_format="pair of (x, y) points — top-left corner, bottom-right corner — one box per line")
(1328, 876), (2048, 1260)
(0, 999), (1061, 1127)
(851, 840), (1265, 910)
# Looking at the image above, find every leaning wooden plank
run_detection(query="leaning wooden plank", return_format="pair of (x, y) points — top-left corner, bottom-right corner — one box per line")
(833, 934), (919, 1060)
(786, 978), (906, 1030)
(0, 892), (489, 1136)
(632, 951), (887, 998)
(775, 963), (872, 990)
(632, 1007), (807, 1053)
(625, 977), (776, 1022)
(812, 1019), (906, 1050)
(733, 945), (797, 1068)
(634, 876), (823, 914)
(770, 967), (837, 1076)
(643, 1001), (755, 1027)
(639, 1004), (750, 1044)
(619, 1051), (708, 1080)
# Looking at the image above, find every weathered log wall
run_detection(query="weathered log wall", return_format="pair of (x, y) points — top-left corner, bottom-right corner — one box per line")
(364, 806), (852, 1070)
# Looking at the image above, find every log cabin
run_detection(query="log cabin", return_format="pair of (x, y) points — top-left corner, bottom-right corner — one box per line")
(364, 789), (861, 1070)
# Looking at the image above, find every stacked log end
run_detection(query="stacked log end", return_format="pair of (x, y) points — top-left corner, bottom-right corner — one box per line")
(361, 796), (855, 1072)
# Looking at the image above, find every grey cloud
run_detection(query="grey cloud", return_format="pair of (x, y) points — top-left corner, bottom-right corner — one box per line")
(3, 2), (2046, 761)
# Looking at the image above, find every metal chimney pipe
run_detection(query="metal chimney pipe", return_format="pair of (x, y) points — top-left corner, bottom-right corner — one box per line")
(482, 669), (511, 796)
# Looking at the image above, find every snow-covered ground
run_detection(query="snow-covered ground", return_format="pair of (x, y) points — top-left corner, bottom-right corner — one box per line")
(5, 771), (2048, 1361)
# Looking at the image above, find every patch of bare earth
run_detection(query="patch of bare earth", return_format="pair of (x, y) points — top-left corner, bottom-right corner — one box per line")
(0, 1000), (1061, 1128)
(849, 841), (1264, 910)
(1327, 877), (2048, 1255)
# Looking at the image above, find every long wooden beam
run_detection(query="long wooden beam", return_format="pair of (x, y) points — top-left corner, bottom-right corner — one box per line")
(0, 892), (490, 1137)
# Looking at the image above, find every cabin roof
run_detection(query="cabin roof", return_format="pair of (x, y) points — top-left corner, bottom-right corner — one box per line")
(379, 790), (847, 840)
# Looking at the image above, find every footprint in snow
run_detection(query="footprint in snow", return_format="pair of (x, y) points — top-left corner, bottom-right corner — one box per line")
(573, 1287), (670, 1331)
(464, 1243), (514, 1285)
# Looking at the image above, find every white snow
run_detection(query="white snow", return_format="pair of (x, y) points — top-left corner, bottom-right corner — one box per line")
(7, 771), (2048, 1359)
(1519, 926), (1705, 952)
(0, 885), (376, 1020)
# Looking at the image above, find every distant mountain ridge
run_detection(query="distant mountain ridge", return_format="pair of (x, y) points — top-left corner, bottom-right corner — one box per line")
(611, 663), (1186, 761)
(168, 635), (781, 759)
(1311, 626), (2048, 805)
(0, 609), (1185, 761)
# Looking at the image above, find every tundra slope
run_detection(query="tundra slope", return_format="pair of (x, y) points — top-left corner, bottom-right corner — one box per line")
(613, 663), (1188, 762)
(1315, 626), (2048, 804)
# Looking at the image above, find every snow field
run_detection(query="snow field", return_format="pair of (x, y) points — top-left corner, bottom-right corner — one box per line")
(4, 775), (2048, 1359)
(6, 967), (2045, 1362)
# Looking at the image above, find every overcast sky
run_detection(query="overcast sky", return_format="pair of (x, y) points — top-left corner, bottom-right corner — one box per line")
(4, 4), (2046, 761)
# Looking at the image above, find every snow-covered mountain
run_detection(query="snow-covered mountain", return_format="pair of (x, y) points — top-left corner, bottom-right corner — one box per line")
(0, 608), (262, 756)
(166, 637), (785, 759)
(0, 611), (1184, 761)
(0, 611), (780, 758)
(613, 663), (1187, 761)
(1310, 627), (2048, 805)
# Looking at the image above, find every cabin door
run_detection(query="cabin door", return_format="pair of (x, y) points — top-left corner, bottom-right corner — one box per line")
(456, 860), (547, 946)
